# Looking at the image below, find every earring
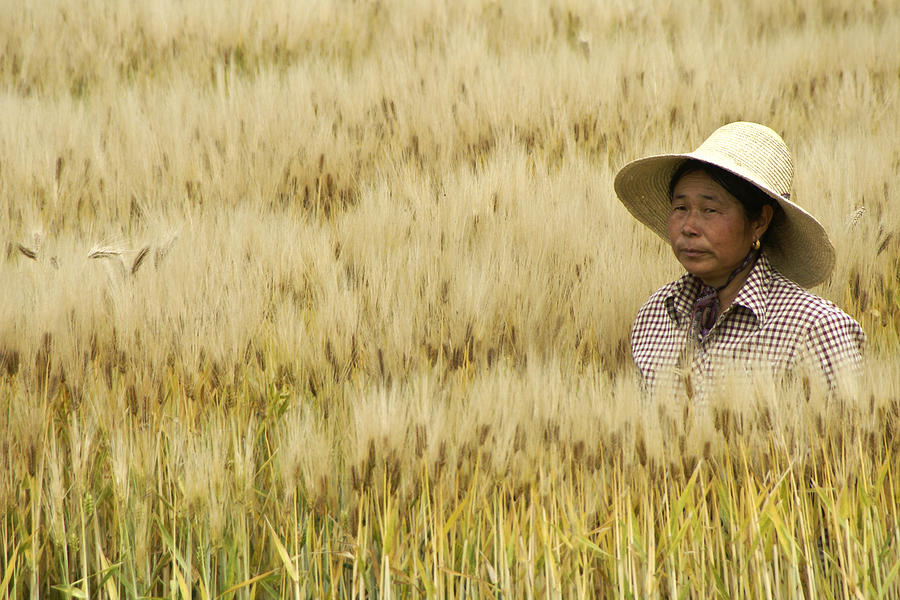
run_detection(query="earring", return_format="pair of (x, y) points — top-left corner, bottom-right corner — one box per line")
(752, 239), (761, 250)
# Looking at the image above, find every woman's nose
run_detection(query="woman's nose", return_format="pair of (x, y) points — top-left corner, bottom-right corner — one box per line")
(681, 211), (700, 236)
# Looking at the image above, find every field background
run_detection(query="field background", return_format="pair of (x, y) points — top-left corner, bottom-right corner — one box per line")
(1, 0), (899, 597)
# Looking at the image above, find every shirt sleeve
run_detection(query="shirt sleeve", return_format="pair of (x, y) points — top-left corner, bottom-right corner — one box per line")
(800, 308), (866, 390)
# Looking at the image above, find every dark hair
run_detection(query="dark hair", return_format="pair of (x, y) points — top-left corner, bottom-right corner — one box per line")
(668, 159), (778, 222)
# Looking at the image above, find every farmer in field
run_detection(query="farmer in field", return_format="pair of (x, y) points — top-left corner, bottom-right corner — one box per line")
(614, 122), (865, 398)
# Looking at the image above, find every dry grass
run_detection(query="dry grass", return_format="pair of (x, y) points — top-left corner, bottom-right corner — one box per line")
(1, 0), (899, 596)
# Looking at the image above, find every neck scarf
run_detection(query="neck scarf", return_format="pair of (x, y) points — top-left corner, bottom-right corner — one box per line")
(691, 248), (759, 339)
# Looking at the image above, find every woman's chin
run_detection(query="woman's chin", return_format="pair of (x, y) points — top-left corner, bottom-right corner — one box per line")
(677, 255), (712, 275)
(681, 263), (727, 287)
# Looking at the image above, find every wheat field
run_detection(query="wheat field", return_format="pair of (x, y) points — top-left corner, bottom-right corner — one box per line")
(1, 0), (900, 597)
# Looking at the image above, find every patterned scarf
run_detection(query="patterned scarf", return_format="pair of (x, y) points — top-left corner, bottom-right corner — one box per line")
(691, 248), (759, 339)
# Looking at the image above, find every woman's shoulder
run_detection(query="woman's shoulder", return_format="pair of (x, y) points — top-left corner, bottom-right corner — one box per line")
(766, 271), (863, 333)
(633, 278), (681, 323)
(639, 280), (679, 306)
(636, 275), (691, 313)
(764, 272), (867, 380)
(631, 275), (699, 344)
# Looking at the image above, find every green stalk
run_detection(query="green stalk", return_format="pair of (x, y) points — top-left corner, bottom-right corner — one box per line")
(80, 495), (90, 598)
(292, 491), (301, 600)
(30, 438), (45, 599)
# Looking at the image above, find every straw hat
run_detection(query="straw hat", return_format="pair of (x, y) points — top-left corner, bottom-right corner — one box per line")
(613, 121), (834, 288)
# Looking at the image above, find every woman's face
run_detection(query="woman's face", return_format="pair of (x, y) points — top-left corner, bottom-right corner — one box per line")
(667, 170), (771, 288)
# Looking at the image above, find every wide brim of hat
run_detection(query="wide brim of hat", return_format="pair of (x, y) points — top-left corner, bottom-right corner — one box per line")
(613, 153), (835, 288)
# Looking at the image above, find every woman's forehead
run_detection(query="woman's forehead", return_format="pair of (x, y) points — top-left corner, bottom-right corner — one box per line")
(672, 170), (738, 202)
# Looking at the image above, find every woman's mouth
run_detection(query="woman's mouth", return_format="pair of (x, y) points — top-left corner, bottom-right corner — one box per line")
(679, 248), (708, 258)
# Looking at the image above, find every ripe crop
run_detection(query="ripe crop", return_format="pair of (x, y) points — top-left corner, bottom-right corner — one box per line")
(1, 0), (899, 596)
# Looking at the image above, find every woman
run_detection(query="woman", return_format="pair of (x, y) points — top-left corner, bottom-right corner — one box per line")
(614, 122), (865, 398)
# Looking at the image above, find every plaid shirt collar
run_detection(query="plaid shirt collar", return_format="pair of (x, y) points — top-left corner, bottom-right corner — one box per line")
(664, 252), (775, 329)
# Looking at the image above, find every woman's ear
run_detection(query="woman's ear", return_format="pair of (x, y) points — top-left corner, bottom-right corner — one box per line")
(753, 204), (774, 239)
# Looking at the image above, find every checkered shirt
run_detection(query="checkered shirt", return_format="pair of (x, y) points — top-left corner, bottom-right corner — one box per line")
(631, 253), (865, 398)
